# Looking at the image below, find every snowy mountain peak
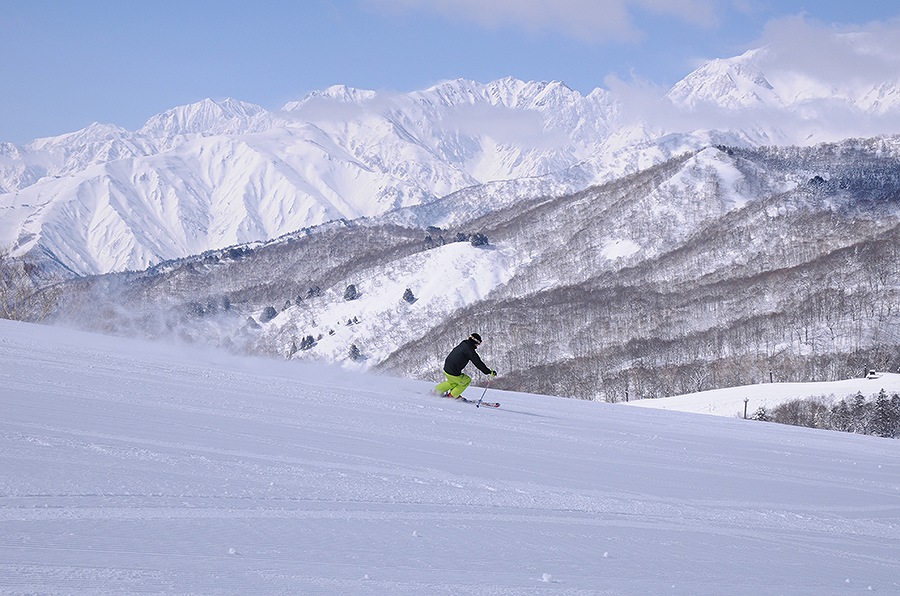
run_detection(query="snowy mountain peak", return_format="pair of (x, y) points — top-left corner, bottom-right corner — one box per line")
(138, 97), (271, 137)
(26, 121), (133, 150)
(418, 77), (582, 112)
(669, 43), (900, 116)
(667, 49), (783, 110)
(283, 85), (379, 111)
(489, 78), (584, 111)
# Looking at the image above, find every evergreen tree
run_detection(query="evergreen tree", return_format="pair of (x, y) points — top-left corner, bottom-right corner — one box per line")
(344, 284), (360, 301)
(850, 391), (869, 434)
(470, 232), (489, 247)
(830, 399), (852, 432)
(892, 394), (900, 436)
(872, 389), (893, 437)
(403, 288), (416, 304)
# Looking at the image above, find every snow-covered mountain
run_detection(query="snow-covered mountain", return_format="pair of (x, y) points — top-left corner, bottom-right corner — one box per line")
(39, 139), (900, 402)
(665, 42), (900, 142)
(669, 45), (900, 114)
(4, 318), (899, 594)
(0, 79), (621, 275)
(5, 32), (900, 276)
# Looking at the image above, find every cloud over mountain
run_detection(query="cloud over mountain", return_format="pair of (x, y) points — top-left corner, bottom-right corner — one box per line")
(606, 17), (900, 142)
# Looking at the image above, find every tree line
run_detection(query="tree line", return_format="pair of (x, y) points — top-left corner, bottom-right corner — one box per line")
(752, 388), (900, 439)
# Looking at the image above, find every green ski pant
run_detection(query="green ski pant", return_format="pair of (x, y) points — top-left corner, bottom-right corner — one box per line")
(435, 371), (472, 398)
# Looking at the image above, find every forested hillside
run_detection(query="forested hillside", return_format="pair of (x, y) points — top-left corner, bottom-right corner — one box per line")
(15, 140), (900, 401)
(381, 141), (900, 399)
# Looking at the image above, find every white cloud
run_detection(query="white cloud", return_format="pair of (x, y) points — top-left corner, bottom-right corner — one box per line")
(367, 0), (724, 43)
(633, 0), (720, 27)
(439, 102), (572, 149)
(756, 15), (900, 87)
(603, 17), (900, 143)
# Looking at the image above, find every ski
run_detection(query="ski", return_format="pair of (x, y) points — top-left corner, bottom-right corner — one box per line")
(442, 395), (500, 408)
(475, 400), (500, 408)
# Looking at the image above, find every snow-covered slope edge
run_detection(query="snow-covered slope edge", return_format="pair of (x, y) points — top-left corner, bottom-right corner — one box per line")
(2, 319), (899, 594)
(622, 373), (900, 418)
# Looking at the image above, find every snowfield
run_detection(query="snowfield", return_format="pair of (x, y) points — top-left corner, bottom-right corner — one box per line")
(622, 374), (900, 418)
(1, 319), (899, 595)
(261, 242), (519, 367)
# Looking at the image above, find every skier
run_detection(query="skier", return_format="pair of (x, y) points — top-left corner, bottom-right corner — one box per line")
(435, 333), (497, 399)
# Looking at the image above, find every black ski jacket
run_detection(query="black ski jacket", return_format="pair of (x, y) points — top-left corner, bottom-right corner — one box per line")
(443, 339), (491, 376)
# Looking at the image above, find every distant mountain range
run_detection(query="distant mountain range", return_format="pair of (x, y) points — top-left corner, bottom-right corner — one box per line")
(4, 42), (900, 277)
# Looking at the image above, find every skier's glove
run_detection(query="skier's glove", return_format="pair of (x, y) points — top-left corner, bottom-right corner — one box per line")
(490, 369), (497, 377)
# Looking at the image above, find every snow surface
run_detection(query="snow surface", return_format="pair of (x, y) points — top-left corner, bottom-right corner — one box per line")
(2, 319), (899, 595)
(599, 239), (641, 261)
(621, 375), (900, 419)
(262, 242), (519, 367)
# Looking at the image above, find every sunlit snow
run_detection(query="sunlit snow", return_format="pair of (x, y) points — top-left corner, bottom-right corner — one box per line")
(2, 319), (898, 594)
(623, 374), (900, 418)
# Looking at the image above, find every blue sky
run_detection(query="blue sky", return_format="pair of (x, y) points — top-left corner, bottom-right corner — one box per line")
(1, 0), (899, 144)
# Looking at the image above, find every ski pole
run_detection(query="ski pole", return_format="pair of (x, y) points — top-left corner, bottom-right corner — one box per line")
(476, 372), (494, 408)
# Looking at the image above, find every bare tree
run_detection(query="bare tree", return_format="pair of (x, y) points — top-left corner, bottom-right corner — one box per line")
(0, 247), (61, 322)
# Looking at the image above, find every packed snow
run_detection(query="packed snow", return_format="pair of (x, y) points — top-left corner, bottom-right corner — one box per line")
(2, 319), (899, 594)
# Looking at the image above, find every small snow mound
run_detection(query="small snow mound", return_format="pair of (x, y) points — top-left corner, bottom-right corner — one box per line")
(600, 238), (640, 260)
(541, 573), (553, 583)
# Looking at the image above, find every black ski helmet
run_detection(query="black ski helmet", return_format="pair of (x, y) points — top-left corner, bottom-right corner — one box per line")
(470, 333), (482, 345)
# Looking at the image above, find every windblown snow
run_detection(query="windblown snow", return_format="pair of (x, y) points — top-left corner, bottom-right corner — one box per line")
(2, 319), (898, 594)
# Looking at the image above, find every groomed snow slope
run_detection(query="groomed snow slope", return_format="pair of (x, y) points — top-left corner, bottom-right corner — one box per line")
(1, 319), (898, 595)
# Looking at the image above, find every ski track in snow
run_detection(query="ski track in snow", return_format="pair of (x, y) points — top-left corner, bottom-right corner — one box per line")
(1, 319), (899, 595)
